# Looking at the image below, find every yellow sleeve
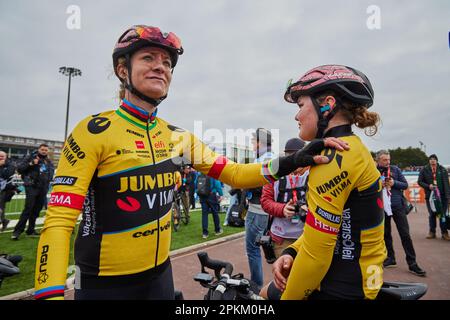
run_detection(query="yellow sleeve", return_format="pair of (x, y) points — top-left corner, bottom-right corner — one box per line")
(34, 116), (103, 299)
(188, 133), (276, 188)
(281, 147), (355, 300)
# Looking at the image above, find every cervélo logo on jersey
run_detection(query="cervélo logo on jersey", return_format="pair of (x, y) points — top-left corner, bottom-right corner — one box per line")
(48, 192), (85, 210)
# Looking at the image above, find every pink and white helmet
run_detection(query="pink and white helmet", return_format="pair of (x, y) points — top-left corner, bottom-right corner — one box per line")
(113, 25), (183, 79)
(284, 65), (374, 107)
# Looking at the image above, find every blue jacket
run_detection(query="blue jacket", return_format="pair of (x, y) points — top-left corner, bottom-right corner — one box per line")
(209, 178), (223, 196)
(378, 165), (408, 210)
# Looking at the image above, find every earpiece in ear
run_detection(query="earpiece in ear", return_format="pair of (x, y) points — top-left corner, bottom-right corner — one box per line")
(320, 105), (331, 113)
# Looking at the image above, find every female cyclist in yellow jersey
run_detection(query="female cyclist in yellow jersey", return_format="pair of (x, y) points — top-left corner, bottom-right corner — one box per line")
(34, 26), (348, 300)
(273, 65), (386, 300)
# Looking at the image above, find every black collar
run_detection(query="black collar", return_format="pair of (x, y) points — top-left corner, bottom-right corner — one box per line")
(323, 124), (353, 138)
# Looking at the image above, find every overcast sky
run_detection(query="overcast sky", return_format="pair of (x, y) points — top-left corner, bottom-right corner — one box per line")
(1, 0), (449, 164)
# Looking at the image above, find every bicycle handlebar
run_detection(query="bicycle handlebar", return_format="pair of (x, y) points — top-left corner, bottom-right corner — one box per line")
(197, 252), (236, 300)
(197, 252), (233, 278)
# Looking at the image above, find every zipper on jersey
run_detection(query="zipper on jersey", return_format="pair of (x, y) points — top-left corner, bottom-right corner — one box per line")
(146, 118), (160, 267)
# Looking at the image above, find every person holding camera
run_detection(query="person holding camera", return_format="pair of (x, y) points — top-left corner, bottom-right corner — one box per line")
(0, 151), (17, 231)
(260, 138), (309, 258)
(376, 150), (426, 276)
(11, 144), (54, 240)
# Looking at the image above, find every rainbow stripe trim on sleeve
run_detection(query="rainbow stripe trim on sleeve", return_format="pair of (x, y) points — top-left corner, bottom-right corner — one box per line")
(262, 160), (277, 183)
(35, 285), (65, 300)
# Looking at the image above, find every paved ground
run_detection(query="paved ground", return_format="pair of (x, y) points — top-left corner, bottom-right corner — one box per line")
(171, 203), (450, 300)
(9, 203), (450, 300)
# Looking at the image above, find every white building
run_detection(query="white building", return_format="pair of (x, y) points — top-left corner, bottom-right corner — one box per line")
(208, 142), (255, 164)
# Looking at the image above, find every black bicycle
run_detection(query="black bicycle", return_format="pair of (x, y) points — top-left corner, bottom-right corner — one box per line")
(193, 252), (428, 300)
(194, 252), (263, 300)
(171, 190), (190, 232)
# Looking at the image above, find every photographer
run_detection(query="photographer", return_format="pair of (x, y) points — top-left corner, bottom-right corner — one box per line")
(11, 144), (54, 240)
(260, 138), (309, 258)
(0, 151), (17, 231)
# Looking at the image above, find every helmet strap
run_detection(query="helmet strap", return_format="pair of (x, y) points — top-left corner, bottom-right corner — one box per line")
(312, 97), (341, 138)
(123, 54), (167, 107)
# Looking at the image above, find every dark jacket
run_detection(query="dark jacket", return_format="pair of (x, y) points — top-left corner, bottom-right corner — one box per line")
(187, 172), (197, 189)
(17, 153), (54, 189)
(418, 164), (450, 200)
(378, 165), (408, 210)
(229, 188), (244, 204)
(0, 160), (16, 191)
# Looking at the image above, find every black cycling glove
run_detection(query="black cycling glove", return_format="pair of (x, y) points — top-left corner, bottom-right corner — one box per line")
(274, 139), (326, 177)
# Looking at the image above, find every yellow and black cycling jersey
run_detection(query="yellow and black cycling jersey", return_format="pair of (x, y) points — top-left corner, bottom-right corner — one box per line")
(281, 125), (386, 300)
(34, 99), (277, 299)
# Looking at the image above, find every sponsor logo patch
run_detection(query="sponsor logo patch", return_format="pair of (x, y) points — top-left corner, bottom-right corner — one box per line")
(48, 192), (85, 210)
(316, 171), (351, 198)
(152, 130), (162, 139)
(116, 149), (134, 155)
(306, 210), (339, 235)
(135, 141), (145, 149)
(334, 209), (355, 260)
(38, 245), (50, 284)
(87, 116), (111, 134)
(117, 173), (175, 193)
(63, 134), (86, 166)
(126, 129), (144, 138)
(116, 196), (141, 212)
(154, 141), (165, 149)
(132, 221), (171, 238)
(315, 206), (341, 224)
(52, 176), (78, 186)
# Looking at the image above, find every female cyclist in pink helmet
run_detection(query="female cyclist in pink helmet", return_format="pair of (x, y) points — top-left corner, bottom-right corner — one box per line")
(273, 65), (386, 300)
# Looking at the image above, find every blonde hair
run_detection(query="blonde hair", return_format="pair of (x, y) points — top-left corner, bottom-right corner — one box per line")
(316, 91), (380, 136)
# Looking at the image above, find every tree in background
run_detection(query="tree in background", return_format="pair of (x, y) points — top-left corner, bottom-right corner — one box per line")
(371, 147), (428, 169)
